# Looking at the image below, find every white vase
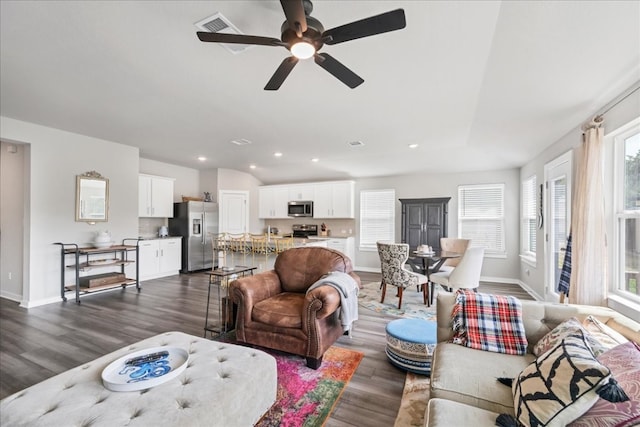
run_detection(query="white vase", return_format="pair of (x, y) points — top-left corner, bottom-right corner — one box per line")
(94, 231), (113, 249)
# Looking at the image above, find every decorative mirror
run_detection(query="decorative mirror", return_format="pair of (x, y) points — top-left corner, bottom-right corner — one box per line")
(76, 171), (109, 223)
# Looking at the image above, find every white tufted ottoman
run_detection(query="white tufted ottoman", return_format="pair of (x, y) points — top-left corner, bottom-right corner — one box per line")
(0, 331), (277, 427)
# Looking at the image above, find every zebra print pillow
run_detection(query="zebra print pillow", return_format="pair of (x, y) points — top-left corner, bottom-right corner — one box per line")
(500, 329), (628, 427)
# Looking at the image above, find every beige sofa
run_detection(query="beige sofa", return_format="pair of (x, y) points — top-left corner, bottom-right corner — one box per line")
(425, 292), (640, 427)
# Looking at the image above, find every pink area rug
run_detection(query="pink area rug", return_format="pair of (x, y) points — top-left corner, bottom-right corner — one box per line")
(255, 345), (364, 427)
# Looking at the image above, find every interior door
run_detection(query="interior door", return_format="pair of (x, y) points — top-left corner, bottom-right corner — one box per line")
(544, 151), (572, 302)
(219, 191), (249, 235)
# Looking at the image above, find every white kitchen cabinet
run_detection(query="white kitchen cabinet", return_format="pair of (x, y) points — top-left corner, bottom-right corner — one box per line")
(325, 237), (355, 262)
(138, 238), (182, 280)
(139, 174), (175, 218)
(288, 184), (315, 201)
(313, 181), (355, 218)
(258, 186), (289, 218)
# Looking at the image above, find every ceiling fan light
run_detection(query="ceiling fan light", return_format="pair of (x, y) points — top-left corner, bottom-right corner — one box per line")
(291, 42), (315, 59)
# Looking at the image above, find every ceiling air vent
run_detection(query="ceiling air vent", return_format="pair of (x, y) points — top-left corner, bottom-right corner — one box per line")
(195, 12), (253, 55)
(347, 141), (365, 147)
(230, 138), (252, 146)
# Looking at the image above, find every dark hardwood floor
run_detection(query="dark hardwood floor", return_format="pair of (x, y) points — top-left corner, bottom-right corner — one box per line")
(0, 271), (406, 426)
(0, 271), (533, 426)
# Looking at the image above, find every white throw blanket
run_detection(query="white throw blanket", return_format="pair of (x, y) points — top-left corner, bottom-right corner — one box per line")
(307, 271), (359, 334)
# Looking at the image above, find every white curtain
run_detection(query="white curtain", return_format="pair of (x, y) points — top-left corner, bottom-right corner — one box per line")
(569, 122), (607, 306)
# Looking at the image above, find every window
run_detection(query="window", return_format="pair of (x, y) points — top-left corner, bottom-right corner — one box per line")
(458, 183), (506, 256)
(359, 189), (395, 251)
(521, 175), (537, 260)
(613, 122), (640, 303)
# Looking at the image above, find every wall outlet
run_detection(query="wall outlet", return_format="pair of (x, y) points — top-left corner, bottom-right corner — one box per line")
(8, 272), (12, 280)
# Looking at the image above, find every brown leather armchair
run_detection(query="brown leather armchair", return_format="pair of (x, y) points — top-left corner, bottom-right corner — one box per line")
(229, 247), (361, 369)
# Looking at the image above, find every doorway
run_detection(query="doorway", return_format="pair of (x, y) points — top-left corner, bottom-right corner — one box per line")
(544, 150), (572, 302)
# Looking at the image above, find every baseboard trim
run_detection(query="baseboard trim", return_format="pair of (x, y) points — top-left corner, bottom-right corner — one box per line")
(0, 290), (22, 303)
(354, 266), (380, 273)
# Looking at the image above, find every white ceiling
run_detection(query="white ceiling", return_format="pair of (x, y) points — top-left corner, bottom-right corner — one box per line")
(1, 1), (639, 184)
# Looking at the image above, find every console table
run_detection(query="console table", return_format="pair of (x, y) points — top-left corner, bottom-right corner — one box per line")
(54, 239), (140, 304)
(205, 266), (256, 337)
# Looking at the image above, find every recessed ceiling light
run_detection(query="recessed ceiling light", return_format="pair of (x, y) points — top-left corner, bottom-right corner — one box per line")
(311, 158), (319, 162)
(197, 156), (207, 161)
(408, 144), (419, 149)
(249, 164), (256, 169)
(347, 140), (365, 147)
(274, 152), (283, 157)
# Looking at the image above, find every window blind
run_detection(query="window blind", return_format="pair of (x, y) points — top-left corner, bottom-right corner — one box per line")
(359, 189), (395, 251)
(458, 183), (505, 255)
(522, 176), (537, 255)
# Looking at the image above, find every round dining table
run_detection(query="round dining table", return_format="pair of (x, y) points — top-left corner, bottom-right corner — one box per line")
(409, 250), (461, 305)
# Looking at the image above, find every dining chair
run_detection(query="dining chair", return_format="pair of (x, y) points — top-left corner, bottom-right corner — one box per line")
(248, 233), (272, 270)
(275, 236), (294, 253)
(377, 241), (430, 308)
(210, 232), (228, 268)
(429, 247), (485, 293)
(249, 233), (272, 255)
(439, 238), (471, 271)
(228, 233), (249, 265)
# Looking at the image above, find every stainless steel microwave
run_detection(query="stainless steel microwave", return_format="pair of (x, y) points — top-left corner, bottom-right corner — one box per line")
(288, 201), (313, 217)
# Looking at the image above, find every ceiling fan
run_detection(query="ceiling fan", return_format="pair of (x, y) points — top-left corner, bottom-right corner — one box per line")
(197, 0), (406, 90)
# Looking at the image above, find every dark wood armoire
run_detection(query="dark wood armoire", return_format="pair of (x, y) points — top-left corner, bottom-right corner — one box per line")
(400, 197), (451, 252)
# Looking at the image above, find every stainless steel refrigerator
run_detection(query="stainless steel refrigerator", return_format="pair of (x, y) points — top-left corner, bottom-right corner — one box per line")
(168, 201), (218, 273)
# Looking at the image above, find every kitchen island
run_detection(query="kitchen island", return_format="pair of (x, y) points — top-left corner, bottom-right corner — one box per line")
(220, 236), (353, 272)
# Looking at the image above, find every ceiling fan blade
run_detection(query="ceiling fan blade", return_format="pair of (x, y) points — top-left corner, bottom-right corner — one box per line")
(264, 57), (299, 90)
(197, 32), (283, 47)
(314, 53), (364, 89)
(280, 0), (307, 35)
(323, 9), (406, 45)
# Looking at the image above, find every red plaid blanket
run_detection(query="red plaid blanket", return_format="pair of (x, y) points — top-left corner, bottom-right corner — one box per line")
(452, 290), (528, 355)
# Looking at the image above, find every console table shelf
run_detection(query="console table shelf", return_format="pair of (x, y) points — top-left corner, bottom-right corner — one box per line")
(55, 239), (140, 304)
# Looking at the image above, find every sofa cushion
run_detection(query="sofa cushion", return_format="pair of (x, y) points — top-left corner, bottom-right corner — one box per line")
(532, 317), (608, 357)
(451, 290), (528, 355)
(430, 342), (535, 414)
(509, 329), (627, 427)
(253, 292), (304, 328)
(582, 315), (629, 348)
(569, 341), (640, 427)
(426, 398), (500, 427)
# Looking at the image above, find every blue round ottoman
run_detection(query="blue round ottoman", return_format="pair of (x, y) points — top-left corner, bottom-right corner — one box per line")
(385, 318), (437, 375)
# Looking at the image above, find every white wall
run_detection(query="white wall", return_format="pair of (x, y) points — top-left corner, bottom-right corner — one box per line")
(355, 168), (521, 282)
(0, 116), (139, 307)
(200, 169), (218, 203)
(0, 141), (26, 301)
(519, 84), (640, 313)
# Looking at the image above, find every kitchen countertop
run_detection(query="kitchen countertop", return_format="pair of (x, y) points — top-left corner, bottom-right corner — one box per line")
(137, 236), (182, 240)
(307, 236), (353, 240)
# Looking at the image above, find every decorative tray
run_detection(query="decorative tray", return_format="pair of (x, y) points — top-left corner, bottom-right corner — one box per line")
(101, 346), (189, 392)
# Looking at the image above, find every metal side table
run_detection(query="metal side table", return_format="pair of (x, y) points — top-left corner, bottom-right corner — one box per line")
(204, 265), (256, 338)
